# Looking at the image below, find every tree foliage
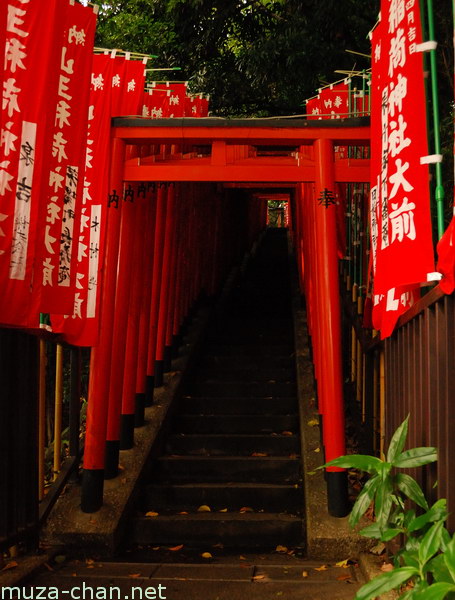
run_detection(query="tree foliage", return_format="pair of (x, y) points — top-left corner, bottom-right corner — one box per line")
(95, 0), (379, 116)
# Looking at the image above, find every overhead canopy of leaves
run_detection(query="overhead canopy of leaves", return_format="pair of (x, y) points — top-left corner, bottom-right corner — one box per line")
(95, 0), (379, 116)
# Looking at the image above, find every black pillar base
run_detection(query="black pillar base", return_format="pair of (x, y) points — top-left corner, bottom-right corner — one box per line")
(326, 471), (350, 517)
(104, 440), (120, 480)
(81, 469), (104, 513)
(145, 375), (154, 406)
(163, 345), (173, 372)
(120, 414), (135, 450)
(135, 392), (145, 427)
(154, 360), (164, 388)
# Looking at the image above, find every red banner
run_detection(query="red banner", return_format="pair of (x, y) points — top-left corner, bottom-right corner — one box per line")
(369, 0), (435, 337)
(35, 2), (96, 315)
(120, 58), (146, 116)
(305, 96), (322, 119)
(0, 0), (62, 328)
(51, 53), (114, 346)
(319, 81), (349, 119)
(142, 88), (171, 118)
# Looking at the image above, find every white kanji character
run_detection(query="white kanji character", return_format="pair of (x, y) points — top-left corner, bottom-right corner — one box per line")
(85, 139), (94, 170)
(389, 28), (406, 77)
(76, 272), (84, 290)
(311, 108), (320, 115)
(112, 74), (121, 88)
(142, 105), (150, 117)
(49, 167), (64, 192)
(72, 293), (83, 318)
(3, 78), (21, 117)
(0, 160), (14, 195)
(324, 99), (333, 109)
(388, 0), (405, 33)
(58, 75), (72, 102)
(388, 114), (411, 157)
(46, 201), (61, 225)
(389, 158), (414, 199)
(91, 73), (104, 91)
(5, 38), (27, 73)
(374, 42), (381, 63)
(55, 100), (71, 129)
(82, 177), (92, 205)
(389, 196), (416, 242)
(44, 225), (57, 253)
(408, 26), (416, 42)
(43, 257), (54, 286)
(406, 0), (415, 8)
(169, 95), (179, 106)
(388, 74), (408, 117)
(7, 5), (28, 38)
(334, 95), (343, 108)
(77, 237), (88, 261)
(52, 132), (68, 163)
(60, 47), (74, 75)
(127, 79), (136, 92)
(80, 210), (90, 232)
(68, 26), (86, 45)
(1, 121), (18, 156)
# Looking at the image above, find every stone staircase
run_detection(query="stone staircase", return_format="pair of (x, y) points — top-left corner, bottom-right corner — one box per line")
(131, 227), (305, 549)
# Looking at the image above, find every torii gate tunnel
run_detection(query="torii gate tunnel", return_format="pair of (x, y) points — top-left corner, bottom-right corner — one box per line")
(82, 117), (370, 515)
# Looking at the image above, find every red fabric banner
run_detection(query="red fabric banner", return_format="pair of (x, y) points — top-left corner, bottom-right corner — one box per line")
(319, 82), (349, 119)
(35, 2), (96, 315)
(0, 0), (61, 328)
(167, 83), (186, 118)
(305, 96), (322, 119)
(120, 59), (146, 116)
(51, 53), (114, 346)
(369, 0), (435, 337)
(142, 88), (171, 118)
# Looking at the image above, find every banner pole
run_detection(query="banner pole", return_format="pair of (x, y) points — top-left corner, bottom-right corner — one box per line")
(426, 0), (445, 238)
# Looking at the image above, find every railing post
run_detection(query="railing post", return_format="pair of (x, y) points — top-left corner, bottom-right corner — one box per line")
(69, 346), (81, 482)
(313, 137), (349, 517)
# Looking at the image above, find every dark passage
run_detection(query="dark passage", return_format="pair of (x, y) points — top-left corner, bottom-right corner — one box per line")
(131, 228), (305, 550)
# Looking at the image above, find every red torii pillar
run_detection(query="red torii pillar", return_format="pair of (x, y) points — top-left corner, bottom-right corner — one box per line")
(312, 138), (349, 517)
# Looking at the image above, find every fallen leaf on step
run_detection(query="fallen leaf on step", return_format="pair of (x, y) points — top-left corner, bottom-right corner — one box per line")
(313, 447), (321, 453)
(251, 452), (268, 457)
(213, 543), (224, 548)
(337, 574), (352, 582)
(281, 431), (293, 436)
(178, 511), (188, 515)
(252, 574), (266, 581)
(219, 508), (228, 513)
(381, 563), (394, 572)
(275, 545), (288, 553)
(145, 511), (159, 517)
(302, 571), (309, 578)
(168, 545), (184, 552)
(1, 561), (18, 572)
(152, 547), (160, 551)
(240, 506), (253, 513)
(72, 573), (77, 577)
(239, 555), (247, 561)
(86, 559), (95, 565)
(370, 542), (386, 555)
(197, 504), (211, 512)
(201, 552), (212, 559)
(128, 573), (141, 578)
(335, 559), (350, 568)
(314, 565), (328, 571)
(307, 418), (319, 427)
(43, 563), (54, 572)
(289, 453), (297, 459)
(54, 555), (66, 564)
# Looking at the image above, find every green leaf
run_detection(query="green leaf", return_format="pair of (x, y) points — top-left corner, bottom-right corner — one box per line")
(381, 528), (402, 542)
(408, 500), (448, 533)
(354, 567), (418, 600)
(359, 523), (382, 539)
(349, 475), (381, 528)
(443, 536), (455, 582)
(324, 454), (383, 474)
(401, 550), (420, 570)
(427, 554), (452, 583)
(393, 447), (438, 469)
(419, 521), (445, 566)
(395, 473), (429, 510)
(375, 476), (394, 527)
(387, 415), (409, 464)
(414, 582), (455, 600)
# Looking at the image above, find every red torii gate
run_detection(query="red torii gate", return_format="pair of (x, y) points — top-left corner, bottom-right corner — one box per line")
(82, 117), (370, 516)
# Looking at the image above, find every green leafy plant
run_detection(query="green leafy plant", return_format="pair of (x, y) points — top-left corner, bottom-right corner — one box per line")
(322, 415), (455, 600)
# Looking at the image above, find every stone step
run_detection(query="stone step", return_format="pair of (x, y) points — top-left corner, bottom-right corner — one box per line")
(198, 355), (295, 371)
(205, 344), (294, 357)
(178, 396), (298, 416)
(155, 456), (301, 484)
(186, 381), (297, 398)
(144, 482), (303, 513)
(165, 433), (300, 456)
(193, 365), (295, 382)
(173, 414), (299, 434)
(131, 512), (304, 547)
